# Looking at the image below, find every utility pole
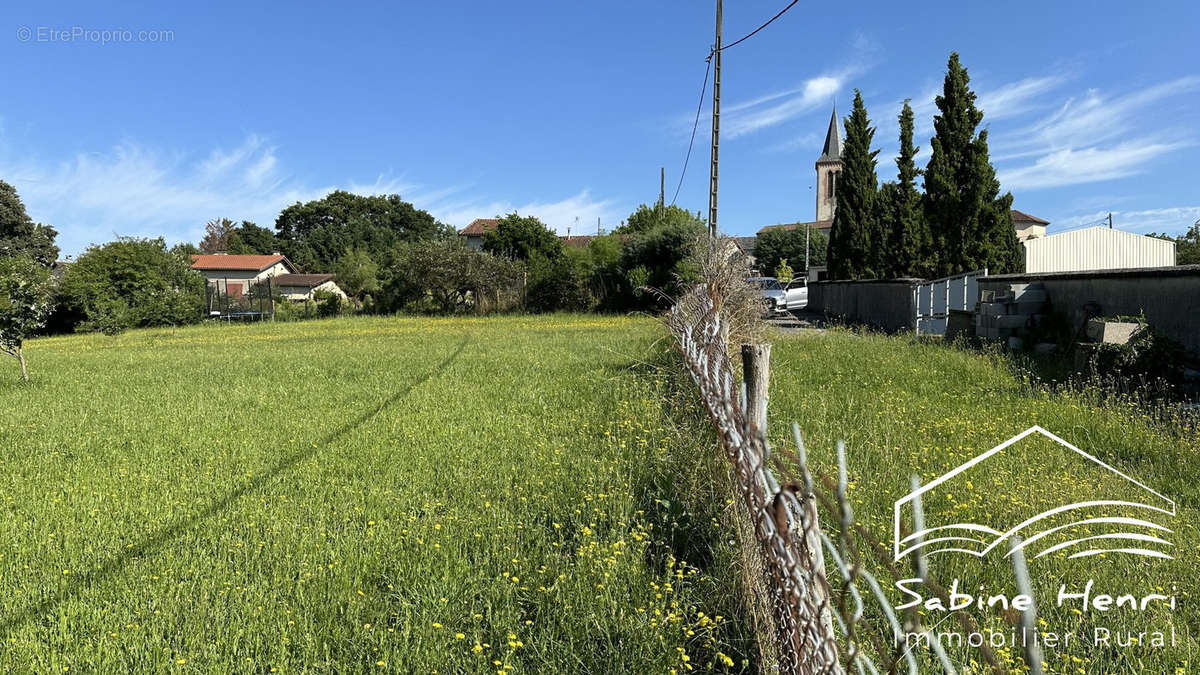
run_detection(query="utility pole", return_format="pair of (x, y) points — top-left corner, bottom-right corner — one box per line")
(707, 0), (722, 238)
(1108, 212), (1113, 229)
(659, 167), (665, 221)
(805, 222), (811, 273)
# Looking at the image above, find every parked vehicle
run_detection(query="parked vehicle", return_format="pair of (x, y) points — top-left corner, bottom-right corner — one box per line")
(747, 276), (807, 315)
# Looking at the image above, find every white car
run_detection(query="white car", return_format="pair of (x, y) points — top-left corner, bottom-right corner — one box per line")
(748, 276), (807, 315)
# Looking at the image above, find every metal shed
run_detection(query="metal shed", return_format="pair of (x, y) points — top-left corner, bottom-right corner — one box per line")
(1023, 227), (1176, 273)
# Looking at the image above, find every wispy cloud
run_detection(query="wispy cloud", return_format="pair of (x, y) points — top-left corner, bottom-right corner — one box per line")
(1056, 205), (1200, 235)
(0, 135), (622, 254)
(723, 75), (842, 138)
(1019, 77), (1200, 150)
(976, 75), (1067, 121)
(998, 140), (1190, 190)
(894, 74), (1067, 146)
(994, 77), (1199, 191)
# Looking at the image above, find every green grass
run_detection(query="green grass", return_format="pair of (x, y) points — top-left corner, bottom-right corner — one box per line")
(766, 329), (1198, 674)
(2, 315), (750, 673)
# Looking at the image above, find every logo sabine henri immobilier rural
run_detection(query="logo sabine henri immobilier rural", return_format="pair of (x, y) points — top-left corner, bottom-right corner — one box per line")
(890, 426), (1180, 650)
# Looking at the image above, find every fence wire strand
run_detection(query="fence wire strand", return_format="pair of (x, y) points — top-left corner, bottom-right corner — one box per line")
(665, 239), (1045, 674)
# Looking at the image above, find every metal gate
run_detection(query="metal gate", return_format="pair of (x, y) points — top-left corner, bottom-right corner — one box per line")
(915, 268), (986, 335)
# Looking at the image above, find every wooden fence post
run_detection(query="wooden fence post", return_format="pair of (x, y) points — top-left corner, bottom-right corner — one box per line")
(741, 343), (771, 431)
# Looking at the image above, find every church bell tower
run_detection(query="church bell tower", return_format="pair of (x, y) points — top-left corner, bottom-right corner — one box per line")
(815, 107), (842, 222)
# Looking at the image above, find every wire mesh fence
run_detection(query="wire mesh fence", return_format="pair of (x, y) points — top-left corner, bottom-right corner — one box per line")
(204, 277), (275, 320)
(665, 239), (1045, 674)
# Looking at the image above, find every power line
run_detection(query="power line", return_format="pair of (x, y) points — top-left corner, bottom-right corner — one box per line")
(671, 0), (798, 208)
(715, 0), (800, 53)
(670, 55), (712, 206)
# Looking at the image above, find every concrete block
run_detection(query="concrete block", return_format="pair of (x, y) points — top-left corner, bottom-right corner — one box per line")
(1015, 301), (1049, 315)
(1034, 342), (1057, 355)
(979, 302), (1007, 315)
(997, 315), (1030, 329)
(1086, 319), (1141, 344)
(1012, 289), (1047, 303)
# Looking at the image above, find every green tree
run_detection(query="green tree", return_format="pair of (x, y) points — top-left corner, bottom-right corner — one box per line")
(274, 191), (450, 271)
(1150, 221), (1200, 265)
(924, 53), (1022, 275)
(382, 239), (524, 314)
(0, 255), (51, 380)
(881, 100), (933, 278)
(753, 226), (828, 277)
(617, 204), (704, 235)
(482, 213), (563, 261)
(618, 211), (704, 308)
(332, 247), (380, 309)
(826, 90), (880, 279)
(199, 217), (236, 254)
(584, 234), (624, 307)
(526, 250), (594, 313)
(0, 180), (58, 267)
(170, 242), (201, 257)
(228, 222), (280, 255)
(774, 258), (794, 283)
(59, 237), (205, 334)
(1181, 222), (1200, 265)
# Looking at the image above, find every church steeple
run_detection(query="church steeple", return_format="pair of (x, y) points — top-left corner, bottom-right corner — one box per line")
(814, 106), (842, 222)
(818, 106), (842, 162)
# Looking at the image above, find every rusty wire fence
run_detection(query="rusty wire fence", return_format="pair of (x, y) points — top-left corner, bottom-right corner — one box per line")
(664, 239), (1045, 674)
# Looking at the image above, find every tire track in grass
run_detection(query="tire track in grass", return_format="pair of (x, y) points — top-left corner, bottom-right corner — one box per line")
(0, 338), (468, 638)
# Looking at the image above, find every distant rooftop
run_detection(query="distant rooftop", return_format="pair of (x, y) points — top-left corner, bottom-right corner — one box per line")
(273, 273), (335, 288)
(459, 218), (499, 236)
(190, 254), (290, 272)
(757, 220), (834, 235)
(1011, 209), (1050, 225)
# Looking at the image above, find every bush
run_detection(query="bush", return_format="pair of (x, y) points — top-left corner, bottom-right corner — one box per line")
(272, 297), (318, 322)
(59, 237), (205, 334)
(315, 290), (344, 318)
(380, 239), (524, 314)
(1081, 321), (1193, 396)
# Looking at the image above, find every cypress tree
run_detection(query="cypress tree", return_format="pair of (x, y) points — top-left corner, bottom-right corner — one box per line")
(826, 90), (879, 280)
(923, 53), (1022, 275)
(891, 100), (932, 277)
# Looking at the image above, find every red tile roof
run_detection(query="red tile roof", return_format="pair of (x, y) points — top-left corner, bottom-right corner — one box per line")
(560, 235), (596, 248)
(190, 254), (291, 272)
(459, 218), (499, 236)
(757, 220), (833, 235)
(1010, 209), (1050, 225)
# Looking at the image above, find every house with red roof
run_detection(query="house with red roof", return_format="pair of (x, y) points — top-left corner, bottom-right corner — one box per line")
(459, 218), (602, 251)
(459, 218), (499, 250)
(189, 253), (297, 299)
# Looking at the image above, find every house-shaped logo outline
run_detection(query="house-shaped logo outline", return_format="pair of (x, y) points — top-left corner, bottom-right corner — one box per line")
(892, 426), (1176, 562)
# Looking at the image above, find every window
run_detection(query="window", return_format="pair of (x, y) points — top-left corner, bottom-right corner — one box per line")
(827, 170), (835, 198)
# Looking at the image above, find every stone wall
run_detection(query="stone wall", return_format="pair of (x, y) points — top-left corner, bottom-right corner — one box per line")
(978, 265), (1200, 356)
(807, 279), (919, 331)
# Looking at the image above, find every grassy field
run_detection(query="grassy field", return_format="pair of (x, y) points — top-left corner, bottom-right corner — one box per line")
(3, 315), (751, 673)
(766, 330), (1198, 674)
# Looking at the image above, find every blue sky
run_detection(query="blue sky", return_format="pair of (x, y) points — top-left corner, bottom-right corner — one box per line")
(2, 1), (1198, 256)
